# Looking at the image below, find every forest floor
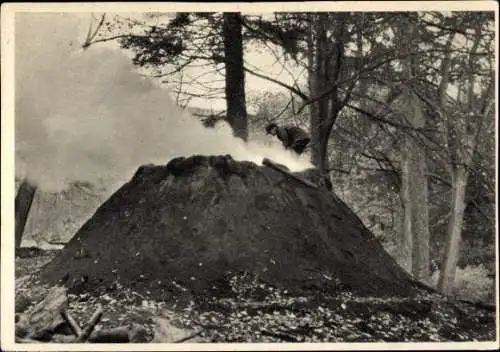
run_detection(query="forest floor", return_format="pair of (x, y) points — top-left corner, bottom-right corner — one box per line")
(15, 249), (497, 343)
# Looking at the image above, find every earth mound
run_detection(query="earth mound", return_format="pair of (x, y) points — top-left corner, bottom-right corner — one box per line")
(39, 155), (422, 299)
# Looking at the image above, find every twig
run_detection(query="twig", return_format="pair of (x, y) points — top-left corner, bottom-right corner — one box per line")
(82, 14), (107, 49)
(243, 66), (308, 100)
(270, 99), (293, 123)
(75, 304), (104, 342)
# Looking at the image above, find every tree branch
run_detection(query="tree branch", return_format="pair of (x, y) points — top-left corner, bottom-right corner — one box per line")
(82, 14), (106, 49)
(345, 103), (439, 134)
(243, 66), (309, 100)
(82, 34), (133, 49)
(297, 51), (420, 114)
(402, 12), (468, 37)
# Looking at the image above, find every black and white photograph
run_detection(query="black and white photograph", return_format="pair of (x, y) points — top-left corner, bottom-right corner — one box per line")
(1, 2), (498, 349)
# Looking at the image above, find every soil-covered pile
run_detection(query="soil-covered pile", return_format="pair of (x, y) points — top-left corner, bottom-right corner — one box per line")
(39, 155), (423, 299)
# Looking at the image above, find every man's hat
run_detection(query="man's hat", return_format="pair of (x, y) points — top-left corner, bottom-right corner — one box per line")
(265, 122), (278, 134)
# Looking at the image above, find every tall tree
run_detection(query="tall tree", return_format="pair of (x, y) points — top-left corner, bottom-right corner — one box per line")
(392, 15), (430, 281)
(222, 13), (248, 141)
(397, 88), (430, 280)
(307, 13), (348, 174)
(436, 14), (495, 294)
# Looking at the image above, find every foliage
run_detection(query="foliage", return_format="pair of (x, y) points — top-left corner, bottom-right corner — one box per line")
(430, 265), (495, 303)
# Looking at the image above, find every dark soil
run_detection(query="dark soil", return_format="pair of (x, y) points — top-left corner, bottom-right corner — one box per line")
(16, 249), (497, 343)
(39, 155), (423, 300)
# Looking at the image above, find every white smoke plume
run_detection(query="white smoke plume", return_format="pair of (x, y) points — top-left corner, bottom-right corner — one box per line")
(15, 12), (312, 194)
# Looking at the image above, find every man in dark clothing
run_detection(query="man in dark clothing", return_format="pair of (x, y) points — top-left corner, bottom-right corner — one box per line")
(265, 123), (311, 155)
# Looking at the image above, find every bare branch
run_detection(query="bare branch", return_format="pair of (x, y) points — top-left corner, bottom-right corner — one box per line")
(243, 66), (309, 100)
(270, 98), (293, 122)
(346, 103), (441, 135)
(297, 51), (419, 115)
(404, 13), (469, 37)
(82, 14), (107, 49)
(262, 41), (304, 92)
(82, 34), (132, 48)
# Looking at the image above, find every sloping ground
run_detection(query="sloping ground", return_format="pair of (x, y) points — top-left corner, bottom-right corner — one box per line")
(40, 155), (423, 299)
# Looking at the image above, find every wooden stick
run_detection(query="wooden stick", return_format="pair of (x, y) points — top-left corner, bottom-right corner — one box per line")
(262, 158), (318, 189)
(60, 309), (83, 337)
(75, 304), (103, 342)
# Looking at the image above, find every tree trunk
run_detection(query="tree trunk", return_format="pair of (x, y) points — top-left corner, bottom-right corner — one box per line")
(309, 13), (345, 175)
(400, 134), (413, 274)
(396, 17), (430, 282)
(438, 167), (468, 294)
(399, 105), (430, 281)
(307, 13), (318, 162)
(222, 12), (248, 141)
(15, 178), (37, 250)
(411, 137), (430, 281)
(437, 23), (493, 295)
(408, 93), (430, 282)
(438, 87), (493, 295)
(309, 13), (328, 172)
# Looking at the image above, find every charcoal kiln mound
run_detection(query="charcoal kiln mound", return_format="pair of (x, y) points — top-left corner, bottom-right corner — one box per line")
(39, 155), (422, 299)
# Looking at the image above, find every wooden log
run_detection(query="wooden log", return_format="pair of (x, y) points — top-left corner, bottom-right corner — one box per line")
(16, 286), (68, 340)
(15, 275), (31, 290)
(262, 158), (318, 189)
(60, 309), (82, 336)
(75, 304), (103, 342)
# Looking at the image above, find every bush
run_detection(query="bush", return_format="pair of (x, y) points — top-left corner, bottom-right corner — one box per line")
(431, 264), (495, 302)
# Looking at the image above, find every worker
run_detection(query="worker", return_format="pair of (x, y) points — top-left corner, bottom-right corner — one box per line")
(265, 123), (311, 155)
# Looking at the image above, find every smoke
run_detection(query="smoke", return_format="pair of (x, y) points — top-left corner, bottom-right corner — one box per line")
(15, 13), (312, 194)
